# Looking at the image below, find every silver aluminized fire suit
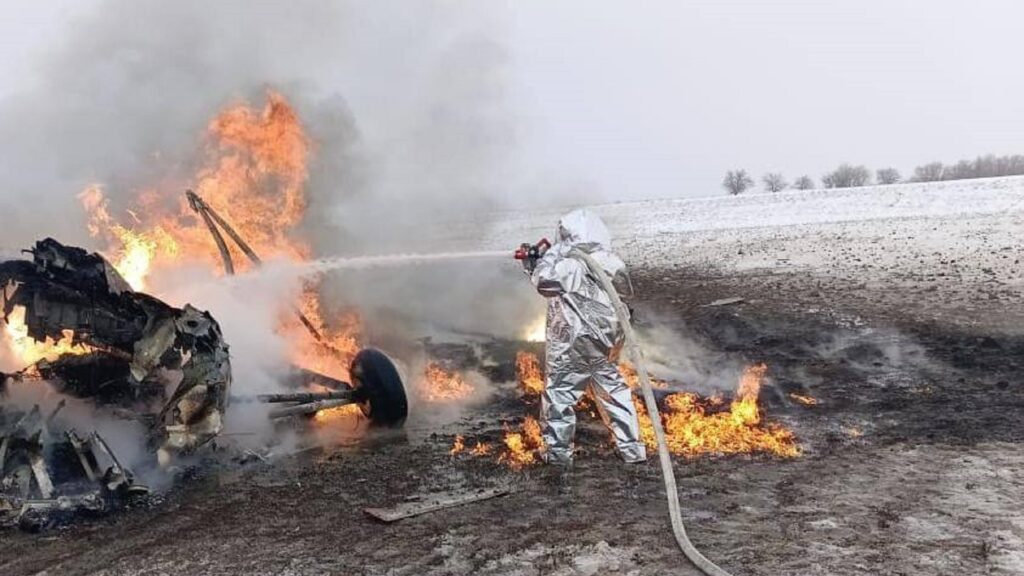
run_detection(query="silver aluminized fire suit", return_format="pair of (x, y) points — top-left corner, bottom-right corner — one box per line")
(528, 209), (646, 464)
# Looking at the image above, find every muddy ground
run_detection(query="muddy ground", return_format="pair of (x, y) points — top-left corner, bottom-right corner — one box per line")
(3, 262), (1024, 576)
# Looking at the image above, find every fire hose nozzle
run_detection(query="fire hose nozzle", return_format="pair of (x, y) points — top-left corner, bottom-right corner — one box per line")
(514, 238), (551, 261)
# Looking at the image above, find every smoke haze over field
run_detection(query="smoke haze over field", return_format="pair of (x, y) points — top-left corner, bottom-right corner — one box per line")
(3, 1), (1024, 213)
(0, 1), (520, 253)
(0, 0), (538, 343)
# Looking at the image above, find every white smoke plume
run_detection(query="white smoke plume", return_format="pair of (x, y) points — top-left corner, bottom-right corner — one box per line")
(0, 0), (543, 345)
(632, 317), (751, 396)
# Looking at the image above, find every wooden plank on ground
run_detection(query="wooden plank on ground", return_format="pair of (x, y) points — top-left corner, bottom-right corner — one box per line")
(364, 486), (514, 523)
(703, 296), (746, 307)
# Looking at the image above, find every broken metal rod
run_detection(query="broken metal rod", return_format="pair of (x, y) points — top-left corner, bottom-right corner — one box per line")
(268, 398), (356, 419)
(185, 189), (324, 343)
(283, 366), (351, 391)
(189, 192), (235, 275)
(45, 399), (66, 426)
(185, 190), (263, 266)
(259, 389), (357, 404)
(66, 431), (97, 482)
(0, 436), (8, 473)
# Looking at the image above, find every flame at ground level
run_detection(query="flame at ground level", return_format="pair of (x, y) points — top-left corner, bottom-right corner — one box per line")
(516, 351), (544, 396)
(449, 415), (541, 468)
(311, 402), (363, 425)
(450, 435), (466, 456)
(789, 393), (818, 406)
(422, 362), (474, 402)
(470, 441), (493, 456)
(635, 364), (800, 458)
(498, 416), (543, 469)
(513, 352), (799, 459)
(618, 361), (670, 390)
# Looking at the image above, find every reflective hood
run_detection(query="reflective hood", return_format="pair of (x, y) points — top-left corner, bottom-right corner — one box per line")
(554, 209), (624, 276)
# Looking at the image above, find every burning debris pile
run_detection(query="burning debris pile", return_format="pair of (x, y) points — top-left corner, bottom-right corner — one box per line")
(0, 93), (414, 531)
(0, 239), (232, 530)
(33, 92), (409, 431)
(1, 239), (231, 461)
(76, 92), (364, 387)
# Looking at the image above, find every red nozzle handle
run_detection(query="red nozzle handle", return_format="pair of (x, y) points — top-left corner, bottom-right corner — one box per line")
(514, 238), (551, 260)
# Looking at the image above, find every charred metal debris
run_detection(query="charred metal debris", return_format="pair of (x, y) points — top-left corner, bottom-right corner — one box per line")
(0, 403), (148, 531)
(1, 238), (231, 529)
(0, 220), (410, 531)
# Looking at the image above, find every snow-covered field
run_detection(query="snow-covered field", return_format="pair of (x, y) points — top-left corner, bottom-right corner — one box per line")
(468, 175), (1024, 275)
(479, 175), (1024, 242)
(425, 175), (1024, 331)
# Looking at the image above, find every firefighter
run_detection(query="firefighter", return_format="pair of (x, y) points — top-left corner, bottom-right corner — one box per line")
(521, 209), (646, 465)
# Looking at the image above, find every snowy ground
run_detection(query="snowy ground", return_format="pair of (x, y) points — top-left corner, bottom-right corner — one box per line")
(457, 175), (1024, 331)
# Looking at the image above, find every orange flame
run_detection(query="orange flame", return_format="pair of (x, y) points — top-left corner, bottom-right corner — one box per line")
(78, 185), (178, 292)
(2, 306), (94, 366)
(636, 363), (799, 458)
(64, 92), (364, 404)
(512, 354), (798, 459)
(499, 415), (543, 469)
(450, 435), (466, 456)
(789, 393), (818, 406)
(618, 361), (670, 390)
(311, 403), (363, 425)
(422, 362), (474, 402)
(449, 436), (494, 459)
(286, 298), (362, 383)
(515, 351), (544, 396)
(79, 92), (311, 284)
(470, 441), (493, 456)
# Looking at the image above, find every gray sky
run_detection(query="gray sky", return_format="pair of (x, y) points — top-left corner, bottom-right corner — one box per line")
(1, 0), (1022, 201)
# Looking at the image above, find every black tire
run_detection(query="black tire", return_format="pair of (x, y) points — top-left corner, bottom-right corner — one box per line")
(350, 348), (408, 427)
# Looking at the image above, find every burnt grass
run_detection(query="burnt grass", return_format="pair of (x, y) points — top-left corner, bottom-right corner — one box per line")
(2, 267), (1023, 575)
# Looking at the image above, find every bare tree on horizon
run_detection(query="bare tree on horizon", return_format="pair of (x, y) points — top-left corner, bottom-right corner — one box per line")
(793, 175), (815, 190)
(876, 167), (901, 185)
(762, 172), (788, 193)
(723, 169), (754, 195)
(822, 164), (872, 188)
(913, 162), (945, 182)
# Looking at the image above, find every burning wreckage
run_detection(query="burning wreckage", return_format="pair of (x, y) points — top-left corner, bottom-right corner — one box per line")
(0, 238), (407, 531)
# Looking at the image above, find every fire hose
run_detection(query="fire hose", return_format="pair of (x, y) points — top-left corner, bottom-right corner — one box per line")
(569, 247), (734, 576)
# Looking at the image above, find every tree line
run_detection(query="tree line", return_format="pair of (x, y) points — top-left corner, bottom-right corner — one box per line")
(722, 153), (1024, 195)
